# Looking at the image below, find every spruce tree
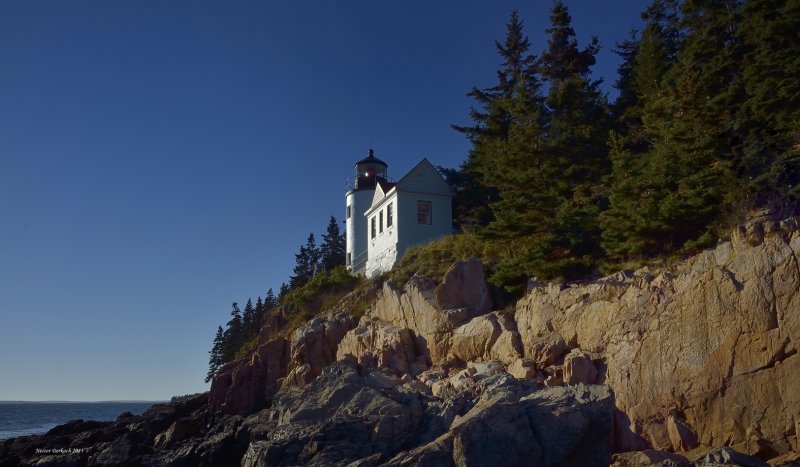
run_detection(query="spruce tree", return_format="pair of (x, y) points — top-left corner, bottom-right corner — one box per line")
(534, 0), (610, 277)
(610, 30), (641, 130)
(602, 0), (741, 258)
(205, 326), (225, 383)
(278, 282), (290, 300)
(242, 298), (256, 337)
(289, 233), (320, 289)
(737, 0), (800, 206)
(319, 216), (346, 271)
(264, 288), (276, 310)
(222, 302), (242, 361)
(254, 296), (264, 332)
(452, 10), (539, 228)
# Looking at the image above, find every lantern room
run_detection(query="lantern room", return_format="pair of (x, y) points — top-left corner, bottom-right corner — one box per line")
(353, 149), (388, 190)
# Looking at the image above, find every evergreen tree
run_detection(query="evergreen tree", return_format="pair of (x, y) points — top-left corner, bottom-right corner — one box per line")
(319, 216), (346, 271)
(452, 10), (539, 228)
(610, 30), (641, 130)
(242, 298), (256, 337)
(289, 233), (320, 289)
(205, 326), (224, 383)
(264, 288), (277, 310)
(222, 302), (242, 361)
(602, 0), (741, 258)
(736, 0), (800, 206)
(278, 282), (290, 300)
(530, 0), (610, 278)
(254, 296), (264, 331)
(635, 0), (681, 98)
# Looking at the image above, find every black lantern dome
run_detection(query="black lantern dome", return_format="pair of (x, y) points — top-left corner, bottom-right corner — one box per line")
(353, 149), (388, 189)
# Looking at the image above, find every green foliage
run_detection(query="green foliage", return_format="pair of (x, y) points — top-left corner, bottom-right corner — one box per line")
(387, 231), (498, 286)
(205, 326), (225, 383)
(281, 266), (360, 327)
(221, 302), (243, 362)
(387, 231), (582, 296)
(320, 215), (346, 272)
(459, 1), (609, 286)
(170, 393), (203, 402)
(289, 233), (321, 289)
(736, 0), (800, 204)
(234, 335), (260, 360)
(451, 10), (539, 229)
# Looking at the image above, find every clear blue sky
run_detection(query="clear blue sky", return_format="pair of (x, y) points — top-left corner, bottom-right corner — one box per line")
(0, 1), (647, 401)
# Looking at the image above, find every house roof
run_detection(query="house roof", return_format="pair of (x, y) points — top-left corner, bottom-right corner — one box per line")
(377, 178), (396, 193)
(395, 158), (453, 196)
(364, 157), (452, 217)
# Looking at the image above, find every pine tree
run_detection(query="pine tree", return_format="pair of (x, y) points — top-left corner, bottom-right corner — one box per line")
(736, 0), (800, 206)
(635, 0), (681, 99)
(602, 0), (742, 258)
(319, 216), (346, 272)
(242, 298), (256, 337)
(289, 233), (320, 289)
(278, 282), (290, 300)
(452, 10), (539, 228)
(611, 30), (641, 130)
(264, 288), (276, 310)
(222, 302), (242, 361)
(205, 326), (225, 383)
(533, 0), (610, 277)
(254, 296), (264, 332)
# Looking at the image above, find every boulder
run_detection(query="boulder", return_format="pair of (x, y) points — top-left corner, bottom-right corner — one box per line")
(449, 311), (523, 365)
(336, 317), (423, 376)
(507, 358), (536, 380)
(367, 259), (493, 366)
(666, 414), (698, 452)
(563, 349), (598, 385)
(370, 276), (472, 365)
(152, 417), (199, 449)
(611, 449), (691, 467)
(696, 446), (769, 467)
(282, 311), (358, 387)
(435, 258), (492, 315)
(522, 385), (615, 466)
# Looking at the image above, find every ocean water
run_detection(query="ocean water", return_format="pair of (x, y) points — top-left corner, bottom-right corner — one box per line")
(0, 401), (157, 440)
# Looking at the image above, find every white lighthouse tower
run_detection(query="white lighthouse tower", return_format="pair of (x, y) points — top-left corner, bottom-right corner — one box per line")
(346, 149), (389, 274)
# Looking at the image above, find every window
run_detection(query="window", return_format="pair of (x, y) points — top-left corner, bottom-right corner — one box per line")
(417, 200), (432, 225)
(371, 217), (376, 239)
(346, 205), (351, 219)
(379, 211), (384, 234)
(387, 202), (393, 227)
(347, 252), (351, 265)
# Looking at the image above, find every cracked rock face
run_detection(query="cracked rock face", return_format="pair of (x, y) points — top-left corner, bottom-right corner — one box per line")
(516, 217), (800, 456)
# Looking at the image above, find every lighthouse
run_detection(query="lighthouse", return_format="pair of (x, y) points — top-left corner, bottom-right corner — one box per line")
(345, 149), (389, 274)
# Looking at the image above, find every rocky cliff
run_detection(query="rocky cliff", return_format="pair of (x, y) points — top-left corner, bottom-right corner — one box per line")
(3, 218), (800, 466)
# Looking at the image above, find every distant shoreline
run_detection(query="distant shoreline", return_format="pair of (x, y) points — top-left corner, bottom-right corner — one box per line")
(0, 400), (167, 404)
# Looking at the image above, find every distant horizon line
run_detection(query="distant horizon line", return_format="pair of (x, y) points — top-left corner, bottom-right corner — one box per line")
(0, 400), (168, 404)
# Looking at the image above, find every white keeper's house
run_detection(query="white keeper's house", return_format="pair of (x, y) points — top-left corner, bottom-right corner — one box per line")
(345, 149), (453, 277)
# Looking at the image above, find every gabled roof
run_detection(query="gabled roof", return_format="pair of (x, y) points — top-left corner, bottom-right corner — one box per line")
(364, 158), (452, 217)
(366, 178), (397, 216)
(377, 178), (396, 193)
(395, 158), (453, 196)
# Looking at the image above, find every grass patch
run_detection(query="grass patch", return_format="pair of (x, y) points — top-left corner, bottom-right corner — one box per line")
(234, 335), (260, 360)
(280, 266), (362, 333)
(386, 231), (502, 286)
